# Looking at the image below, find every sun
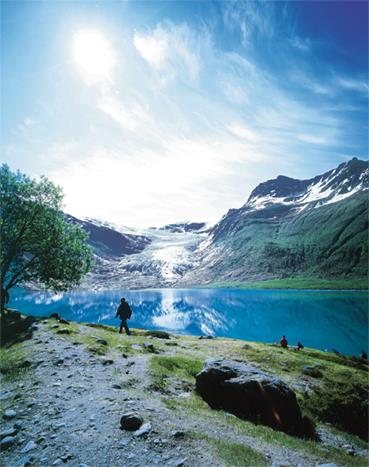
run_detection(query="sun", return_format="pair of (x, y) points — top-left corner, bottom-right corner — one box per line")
(72, 29), (116, 84)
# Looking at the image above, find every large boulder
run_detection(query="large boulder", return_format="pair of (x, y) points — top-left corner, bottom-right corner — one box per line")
(196, 359), (313, 437)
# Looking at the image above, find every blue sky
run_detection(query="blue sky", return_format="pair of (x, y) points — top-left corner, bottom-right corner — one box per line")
(1, 0), (368, 227)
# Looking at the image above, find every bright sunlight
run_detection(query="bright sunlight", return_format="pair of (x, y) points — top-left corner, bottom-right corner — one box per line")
(72, 29), (116, 84)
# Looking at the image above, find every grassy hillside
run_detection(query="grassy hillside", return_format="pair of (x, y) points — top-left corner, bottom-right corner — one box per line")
(1, 318), (368, 466)
(200, 277), (368, 290)
(188, 192), (368, 285)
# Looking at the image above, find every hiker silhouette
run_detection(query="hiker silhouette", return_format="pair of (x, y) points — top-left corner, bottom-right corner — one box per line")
(115, 297), (132, 335)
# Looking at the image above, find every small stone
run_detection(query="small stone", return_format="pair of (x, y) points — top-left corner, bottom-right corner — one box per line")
(22, 440), (37, 453)
(101, 358), (114, 365)
(303, 365), (323, 378)
(1, 435), (16, 449)
(14, 421), (22, 430)
(19, 455), (34, 466)
(171, 458), (187, 467)
(199, 335), (214, 339)
(0, 427), (18, 439)
(95, 338), (108, 346)
(52, 459), (63, 465)
(59, 318), (69, 325)
(143, 342), (156, 353)
(0, 390), (14, 400)
(3, 409), (17, 420)
(51, 324), (60, 329)
(134, 422), (151, 437)
(171, 430), (185, 439)
(120, 413), (143, 431)
(54, 359), (64, 365)
(112, 383), (122, 390)
(56, 328), (71, 335)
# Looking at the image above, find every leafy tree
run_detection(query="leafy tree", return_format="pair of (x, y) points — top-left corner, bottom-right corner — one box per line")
(0, 164), (93, 317)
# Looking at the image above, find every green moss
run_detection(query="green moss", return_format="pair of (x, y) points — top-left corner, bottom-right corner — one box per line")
(149, 355), (203, 392)
(0, 341), (30, 382)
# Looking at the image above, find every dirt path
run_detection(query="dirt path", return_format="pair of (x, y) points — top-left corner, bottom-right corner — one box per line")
(1, 323), (217, 467)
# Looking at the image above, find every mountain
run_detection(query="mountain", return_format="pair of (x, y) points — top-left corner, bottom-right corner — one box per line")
(68, 158), (368, 289)
(66, 215), (151, 257)
(181, 157), (368, 285)
(153, 221), (208, 234)
(67, 216), (207, 289)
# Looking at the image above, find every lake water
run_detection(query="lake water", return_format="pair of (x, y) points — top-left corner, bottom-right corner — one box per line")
(9, 288), (368, 356)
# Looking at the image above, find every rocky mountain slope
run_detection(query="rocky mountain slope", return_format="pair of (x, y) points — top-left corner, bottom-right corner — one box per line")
(70, 158), (368, 289)
(182, 157), (368, 285)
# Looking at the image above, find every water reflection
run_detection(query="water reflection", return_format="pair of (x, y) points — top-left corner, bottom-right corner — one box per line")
(10, 288), (368, 355)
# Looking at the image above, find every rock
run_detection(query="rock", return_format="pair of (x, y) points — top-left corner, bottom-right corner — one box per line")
(112, 383), (123, 389)
(49, 313), (60, 319)
(0, 435), (16, 449)
(95, 338), (108, 346)
(134, 422), (152, 437)
(52, 459), (63, 465)
(199, 335), (214, 339)
(59, 318), (69, 325)
(0, 427), (18, 439)
(303, 365), (323, 378)
(51, 324), (60, 329)
(54, 358), (64, 365)
(242, 344), (251, 349)
(120, 412), (143, 431)
(56, 328), (71, 335)
(101, 358), (114, 365)
(0, 390), (14, 400)
(14, 421), (22, 430)
(22, 440), (37, 452)
(342, 444), (355, 455)
(19, 455), (34, 466)
(143, 342), (156, 353)
(196, 359), (312, 437)
(3, 409), (17, 420)
(145, 330), (171, 339)
(171, 458), (187, 466)
(171, 430), (185, 439)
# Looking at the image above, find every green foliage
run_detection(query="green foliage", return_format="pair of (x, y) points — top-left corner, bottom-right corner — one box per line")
(0, 164), (93, 311)
(304, 379), (368, 440)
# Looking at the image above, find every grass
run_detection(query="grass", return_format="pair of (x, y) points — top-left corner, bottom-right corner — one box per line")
(193, 432), (269, 467)
(149, 355), (203, 392)
(166, 392), (368, 467)
(0, 340), (30, 383)
(200, 277), (369, 290)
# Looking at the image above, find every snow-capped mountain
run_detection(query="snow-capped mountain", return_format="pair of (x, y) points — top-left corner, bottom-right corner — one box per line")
(71, 157), (368, 289)
(182, 157), (368, 284)
(246, 157), (368, 212)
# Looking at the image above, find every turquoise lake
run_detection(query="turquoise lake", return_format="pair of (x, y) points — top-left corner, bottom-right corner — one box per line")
(9, 288), (368, 356)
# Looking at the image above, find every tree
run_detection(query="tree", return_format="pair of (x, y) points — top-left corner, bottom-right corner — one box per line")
(0, 164), (93, 317)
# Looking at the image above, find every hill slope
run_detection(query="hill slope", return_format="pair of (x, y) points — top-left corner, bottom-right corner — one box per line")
(182, 158), (368, 286)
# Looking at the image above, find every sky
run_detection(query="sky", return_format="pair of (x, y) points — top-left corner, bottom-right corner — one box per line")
(1, 0), (368, 228)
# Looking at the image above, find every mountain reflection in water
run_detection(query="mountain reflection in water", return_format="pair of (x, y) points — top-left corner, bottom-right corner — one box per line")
(10, 287), (368, 356)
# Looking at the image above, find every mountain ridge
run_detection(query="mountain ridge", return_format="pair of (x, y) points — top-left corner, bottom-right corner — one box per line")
(69, 157), (368, 289)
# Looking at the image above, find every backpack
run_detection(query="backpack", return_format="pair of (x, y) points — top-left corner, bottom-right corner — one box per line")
(117, 301), (132, 319)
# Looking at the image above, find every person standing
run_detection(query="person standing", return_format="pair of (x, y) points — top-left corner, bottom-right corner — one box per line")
(116, 297), (132, 335)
